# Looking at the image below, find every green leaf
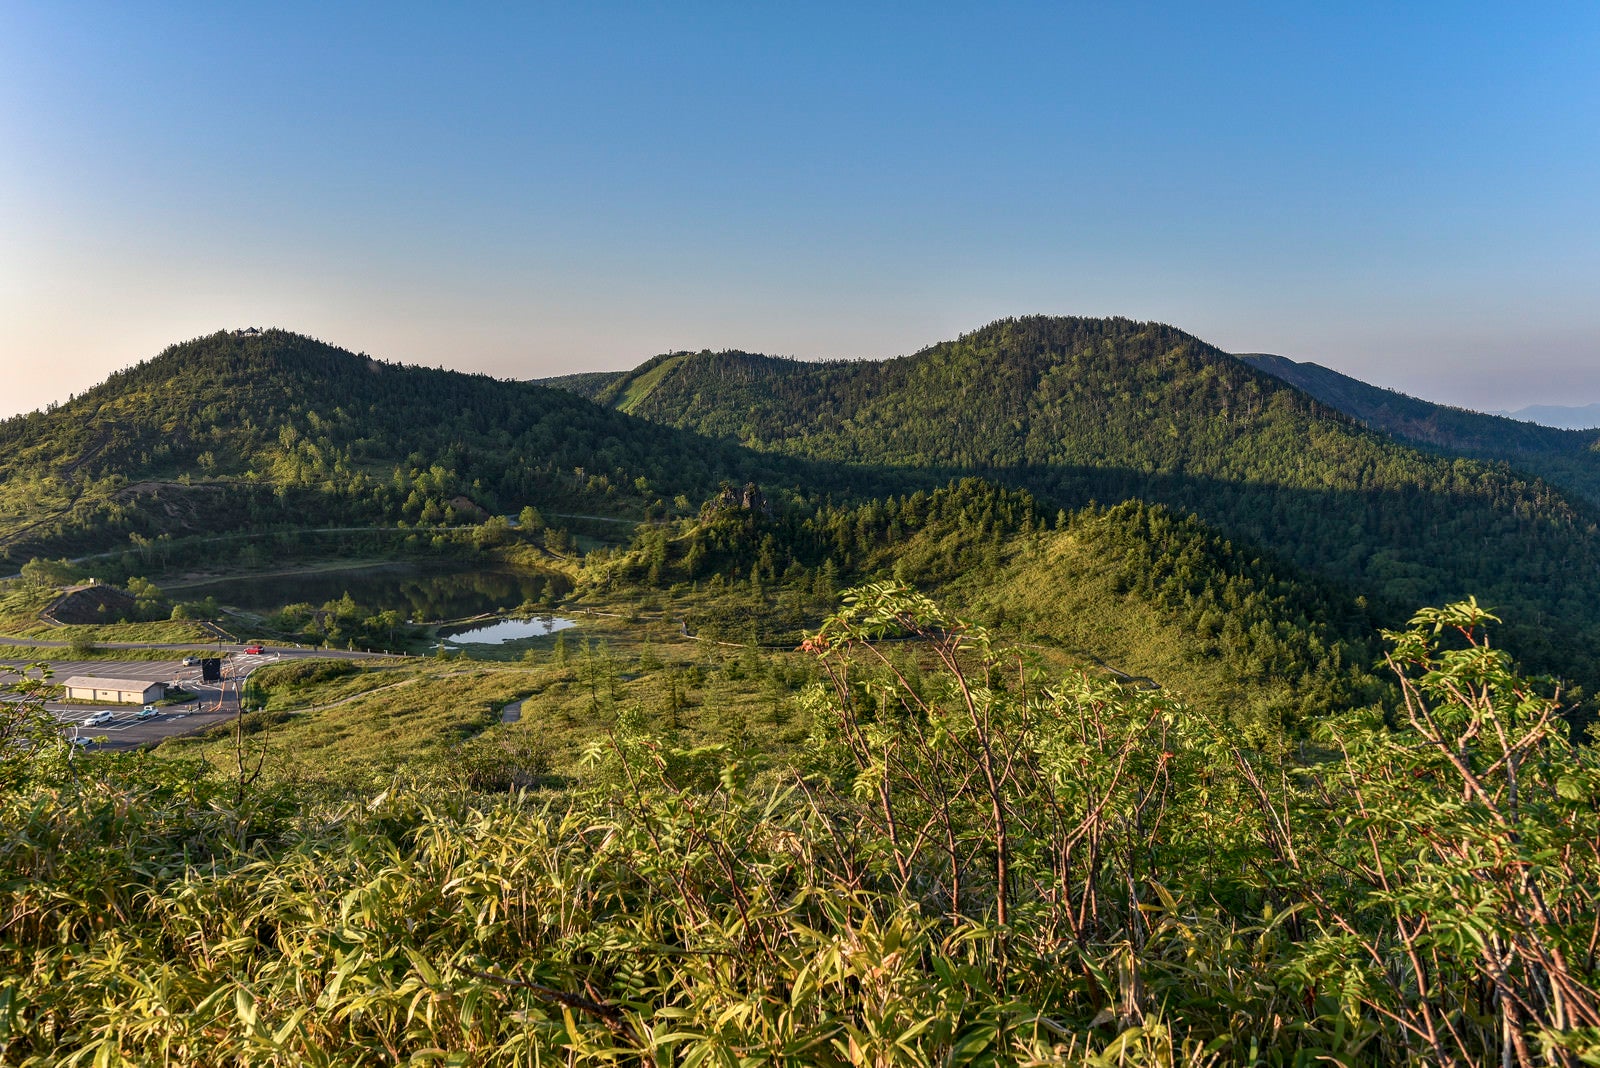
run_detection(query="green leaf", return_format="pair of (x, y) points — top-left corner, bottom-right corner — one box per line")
(234, 985), (258, 1030)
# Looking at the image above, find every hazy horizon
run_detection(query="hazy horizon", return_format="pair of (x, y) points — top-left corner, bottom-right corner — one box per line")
(5, 3), (1599, 420)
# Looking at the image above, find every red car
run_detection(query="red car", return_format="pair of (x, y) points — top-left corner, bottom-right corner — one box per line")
(243, 644), (264, 655)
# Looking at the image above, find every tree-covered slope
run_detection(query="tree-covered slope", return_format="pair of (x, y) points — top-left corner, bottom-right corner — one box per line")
(575, 316), (1600, 685)
(1237, 352), (1600, 503)
(532, 369), (627, 401)
(593, 479), (1383, 737)
(972, 499), (1382, 738)
(0, 330), (892, 566)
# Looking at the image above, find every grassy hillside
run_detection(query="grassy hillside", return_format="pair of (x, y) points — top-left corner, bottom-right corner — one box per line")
(8, 322), (1600, 1066)
(1238, 351), (1600, 503)
(589, 479), (1384, 738)
(973, 500), (1382, 739)
(6, 588), (1596, 1065)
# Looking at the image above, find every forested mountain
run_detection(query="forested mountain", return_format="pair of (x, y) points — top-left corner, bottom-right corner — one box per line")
(13, 318), (1600, 690)
(0, 330), (902, 566)
(558, 315), (1600, 687)
(1238, 352), (1600, 503)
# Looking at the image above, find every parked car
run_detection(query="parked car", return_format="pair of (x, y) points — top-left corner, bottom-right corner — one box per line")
(83, 710), (114, 727)
(71, 736), (94, 749)
(243, 644), (264, 655)
(137, 705), (158, 719)
(181, 656), (199, 666)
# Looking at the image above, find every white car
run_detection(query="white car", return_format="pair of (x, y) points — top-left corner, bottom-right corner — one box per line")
(83, 710), (115, 727)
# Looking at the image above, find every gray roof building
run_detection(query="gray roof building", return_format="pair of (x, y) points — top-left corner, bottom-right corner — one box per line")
(61, 676), (166, 704)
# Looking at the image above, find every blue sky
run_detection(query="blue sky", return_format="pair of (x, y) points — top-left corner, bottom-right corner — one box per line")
(4, 2), (1598, 418)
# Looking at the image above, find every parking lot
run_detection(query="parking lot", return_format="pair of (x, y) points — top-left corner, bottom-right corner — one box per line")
(52, 701), (240, 750)
(1, 651), (283, 751)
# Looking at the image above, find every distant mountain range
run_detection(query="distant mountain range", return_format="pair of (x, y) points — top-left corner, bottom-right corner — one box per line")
(1495, 402), (1600, 430)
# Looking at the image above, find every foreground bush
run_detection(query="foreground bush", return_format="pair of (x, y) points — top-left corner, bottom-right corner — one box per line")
(1, 587), (1597, 1065)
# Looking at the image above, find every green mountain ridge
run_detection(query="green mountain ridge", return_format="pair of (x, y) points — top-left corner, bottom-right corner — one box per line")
(532, 369), (627, 401)
(0, 329), (916, 565)
(553, 315), (1600, 688)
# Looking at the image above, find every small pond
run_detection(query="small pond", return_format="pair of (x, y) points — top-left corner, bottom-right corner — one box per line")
(442, 617), (578, 645)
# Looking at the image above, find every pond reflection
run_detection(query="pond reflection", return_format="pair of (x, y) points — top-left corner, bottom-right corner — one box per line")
(443, 617), (577, 645)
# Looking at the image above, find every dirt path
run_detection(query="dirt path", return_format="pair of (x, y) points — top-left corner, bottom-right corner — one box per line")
(273, 675), (423, 716)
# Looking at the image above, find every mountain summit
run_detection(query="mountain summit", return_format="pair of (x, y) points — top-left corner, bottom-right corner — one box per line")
(551, 315), (1600, 684)
(0, 329), (839, 564)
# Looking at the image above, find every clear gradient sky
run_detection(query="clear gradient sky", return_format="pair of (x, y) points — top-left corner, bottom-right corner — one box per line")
(4, 2), (1599, 419)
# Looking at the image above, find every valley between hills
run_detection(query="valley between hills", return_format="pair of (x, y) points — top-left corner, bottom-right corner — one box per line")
(4, 316), (1600, 1065)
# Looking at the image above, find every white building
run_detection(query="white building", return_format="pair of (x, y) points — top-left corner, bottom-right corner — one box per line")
(62, 676), (165, 705)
